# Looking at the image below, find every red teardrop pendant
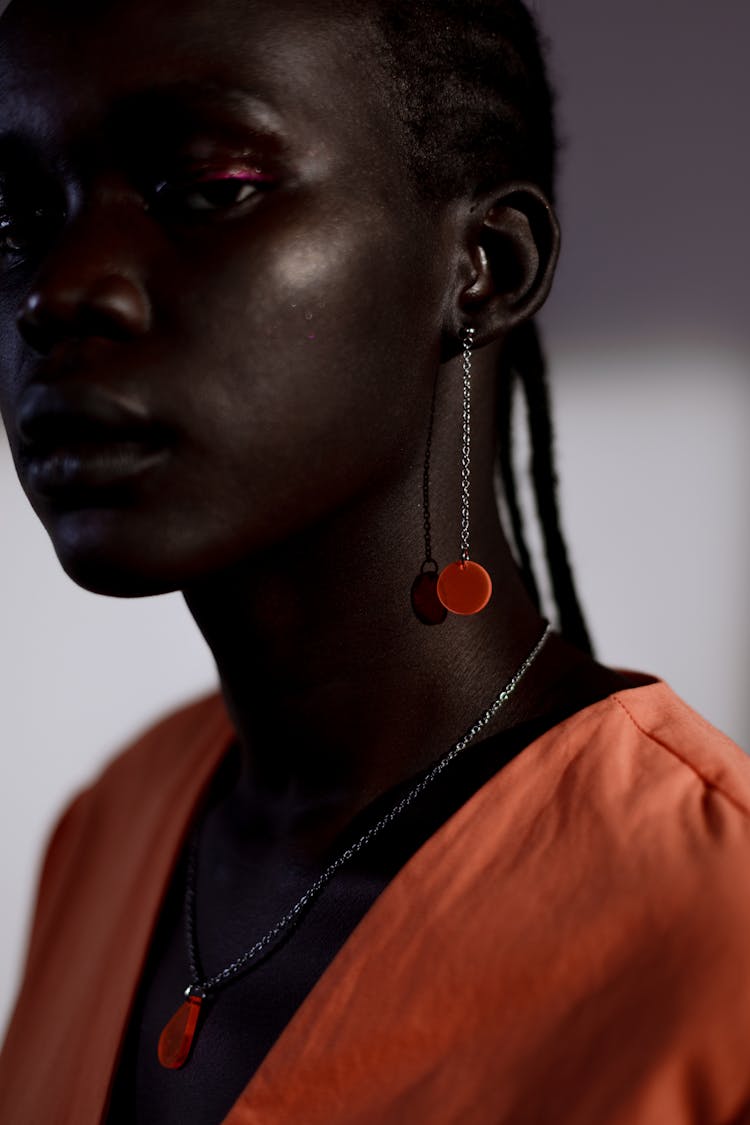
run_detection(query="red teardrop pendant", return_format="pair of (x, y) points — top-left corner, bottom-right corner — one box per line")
(437, 560), (492, 615)
(158, 993), (203, 1069)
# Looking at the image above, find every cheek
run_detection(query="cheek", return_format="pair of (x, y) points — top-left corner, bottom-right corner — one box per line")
(170, 209), (427, 511)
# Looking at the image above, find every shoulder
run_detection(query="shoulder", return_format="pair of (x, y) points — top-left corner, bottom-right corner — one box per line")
(445, 680), (750, 998)
(427, 683), (750, 1116)
(547, 678), (750, 820)
(537, 681), (750, 999)
(599, 680), (750, 809)
(554, 683), (750, 1110)
(546, 680), (750, 890)
(399, 680), (750, 948)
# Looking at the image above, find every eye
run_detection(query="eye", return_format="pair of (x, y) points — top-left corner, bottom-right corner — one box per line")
(150, 168), (275, 217)
(177, 178), (258, 212)
(0, 213), (24, 254)
(0, 203), (60, 265)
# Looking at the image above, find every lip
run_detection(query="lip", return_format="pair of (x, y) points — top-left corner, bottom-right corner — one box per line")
(23, 441), (169, 499)
(16, 381), (171, 498)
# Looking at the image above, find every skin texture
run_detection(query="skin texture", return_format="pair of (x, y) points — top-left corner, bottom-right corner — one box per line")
(0, 0), (628, 948)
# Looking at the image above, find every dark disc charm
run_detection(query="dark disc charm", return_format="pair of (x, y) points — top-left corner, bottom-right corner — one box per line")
(411, 570), (448, 625)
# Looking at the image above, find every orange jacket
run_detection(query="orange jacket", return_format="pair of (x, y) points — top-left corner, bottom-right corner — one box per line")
(3, 683), (750, 1124)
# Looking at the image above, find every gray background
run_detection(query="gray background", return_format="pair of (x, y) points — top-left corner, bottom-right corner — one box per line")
(1, 0), (749, 1033)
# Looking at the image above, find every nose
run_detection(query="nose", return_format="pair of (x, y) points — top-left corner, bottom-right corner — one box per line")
(15, 194), (153, 356)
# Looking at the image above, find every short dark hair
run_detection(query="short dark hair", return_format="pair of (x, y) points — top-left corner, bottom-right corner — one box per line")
(375, 0), (558, 201)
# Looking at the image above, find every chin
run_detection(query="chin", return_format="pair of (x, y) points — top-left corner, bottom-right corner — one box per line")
(46, 509), (186, 599)
(44, 503), (266, 599)
(56, 548), (182, 599)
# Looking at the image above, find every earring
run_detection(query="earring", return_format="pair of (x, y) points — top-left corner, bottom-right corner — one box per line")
(410, 369), (448, 626)
(436, 327), (493, 615)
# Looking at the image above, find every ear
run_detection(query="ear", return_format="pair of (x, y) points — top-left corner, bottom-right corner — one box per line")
(451, 182), (560, 345)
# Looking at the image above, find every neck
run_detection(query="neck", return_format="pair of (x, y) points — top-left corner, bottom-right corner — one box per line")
(183, 462), (549, 843)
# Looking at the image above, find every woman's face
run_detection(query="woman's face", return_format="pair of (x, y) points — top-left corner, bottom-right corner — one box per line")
(0, 0), (448, 595)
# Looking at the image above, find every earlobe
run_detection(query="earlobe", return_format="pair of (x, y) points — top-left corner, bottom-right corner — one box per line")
(458, 184), (560, 340)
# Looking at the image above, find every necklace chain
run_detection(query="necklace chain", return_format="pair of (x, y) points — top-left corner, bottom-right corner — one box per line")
(184, 621), (552, 998)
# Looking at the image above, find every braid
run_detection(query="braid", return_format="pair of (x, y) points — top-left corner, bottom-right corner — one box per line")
(496, 364), (541, 610)
(508, 323), (593, 654)
(375, 0), (593, 651)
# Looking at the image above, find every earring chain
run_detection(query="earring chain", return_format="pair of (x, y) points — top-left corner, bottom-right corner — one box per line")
(460, 327), (475, 562)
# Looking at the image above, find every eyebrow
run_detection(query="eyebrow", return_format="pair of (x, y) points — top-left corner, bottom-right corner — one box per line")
(0, 78), (288, 167)
(108, 80), (285, 131)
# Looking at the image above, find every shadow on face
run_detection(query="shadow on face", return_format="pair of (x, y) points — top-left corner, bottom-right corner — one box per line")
(0, 0), (449, 597)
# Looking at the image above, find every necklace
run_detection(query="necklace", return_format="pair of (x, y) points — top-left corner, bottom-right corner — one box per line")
(157, 621), (552, 1069)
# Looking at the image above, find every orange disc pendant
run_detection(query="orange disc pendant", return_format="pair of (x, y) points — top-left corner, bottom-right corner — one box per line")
(158, 993), (203, 1069)
(437, 560), (492, 615)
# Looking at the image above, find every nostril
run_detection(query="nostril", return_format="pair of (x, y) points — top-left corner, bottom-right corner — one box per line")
(85, 275), (152, 338)
(16, 272), (151, 356)
(16, 290), (58, 356)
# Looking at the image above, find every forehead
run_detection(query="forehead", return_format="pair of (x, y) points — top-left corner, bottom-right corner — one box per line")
(0, 0), (394, 168)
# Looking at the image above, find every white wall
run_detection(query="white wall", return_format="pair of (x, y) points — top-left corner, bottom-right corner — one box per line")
(532, 0), (750, 738)
(552, 349), (750, 738)
(1, 0), (748, 1035)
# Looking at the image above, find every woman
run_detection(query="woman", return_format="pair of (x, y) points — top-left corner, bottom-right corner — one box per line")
(1, 0), (749, 1122)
